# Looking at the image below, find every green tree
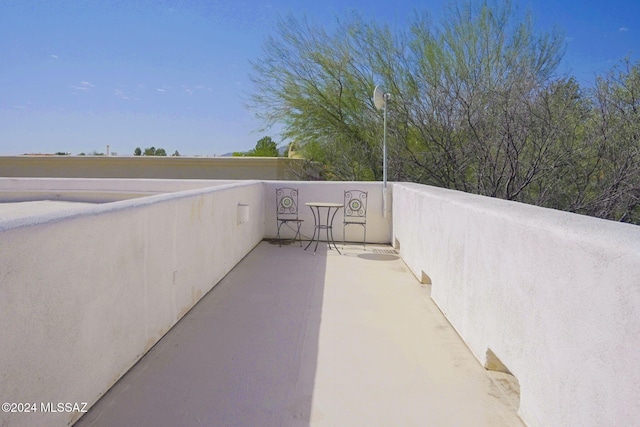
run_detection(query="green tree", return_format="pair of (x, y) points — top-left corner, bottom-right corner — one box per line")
(249, 14), (383, 180)
(579, 58), (640, 222)
(249, 1), (565, 186)
(134, 147), (142, 156)
(252, 136), (279, 156)
(248, 1), (639, 224)
(234, 136), (280, 157)
(142, 147), (167, 156)
(399, 0), (566, 198)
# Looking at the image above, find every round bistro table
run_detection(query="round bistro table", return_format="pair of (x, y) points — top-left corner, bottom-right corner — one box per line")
(304, 202), (344, 254)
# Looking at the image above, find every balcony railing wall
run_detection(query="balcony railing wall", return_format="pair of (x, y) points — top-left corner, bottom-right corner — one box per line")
(0, 180), (264, 427)
(0, 177), (239, 203)
(2, 178), (638, 427)
(393, 182), (640, 427)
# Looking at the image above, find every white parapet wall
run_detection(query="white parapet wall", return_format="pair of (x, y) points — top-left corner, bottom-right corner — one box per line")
(0, 180), (265, 427)
(0, 177), (240, 203)
(392, 182), (640, 427)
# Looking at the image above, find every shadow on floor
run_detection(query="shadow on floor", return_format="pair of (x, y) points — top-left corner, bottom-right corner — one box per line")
(76, 242), (329, 427)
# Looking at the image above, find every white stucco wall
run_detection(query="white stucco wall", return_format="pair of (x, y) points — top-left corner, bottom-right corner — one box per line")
(0, 177), (239, 203)
(9, 178), (634, 427)
(263, 181), (392, 245)
(0, 181), (264, 427)
(392, 182), (640, 427)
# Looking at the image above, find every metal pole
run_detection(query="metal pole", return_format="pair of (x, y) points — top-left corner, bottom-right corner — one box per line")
(382, 98), (388, 217)
(383, 101), (387, 190)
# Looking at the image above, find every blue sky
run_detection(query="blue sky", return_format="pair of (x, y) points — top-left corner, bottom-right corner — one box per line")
(0, 0), (638, 156)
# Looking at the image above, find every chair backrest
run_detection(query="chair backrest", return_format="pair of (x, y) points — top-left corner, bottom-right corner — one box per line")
(344, 190), (367, 220)
(276, 187), (300, 219)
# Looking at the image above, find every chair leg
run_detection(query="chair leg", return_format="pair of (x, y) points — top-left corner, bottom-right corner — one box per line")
(343, 223), (346, 249)
(363, 224), (366, 250)
(276, 221), (283, 247)
(342, 223), (367, 250)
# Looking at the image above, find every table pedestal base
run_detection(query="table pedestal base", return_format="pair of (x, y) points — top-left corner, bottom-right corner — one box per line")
(304, 203), (343, 255)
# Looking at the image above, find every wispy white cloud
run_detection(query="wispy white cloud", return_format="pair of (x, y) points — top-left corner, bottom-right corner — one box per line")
(155, 84), (172, 93)
(181, 84), (212, 95)
(114, 89), (138, 101)
(70, 81), (95, 91)
(619, 27), (629, 32)
(50, 54), (59, 59)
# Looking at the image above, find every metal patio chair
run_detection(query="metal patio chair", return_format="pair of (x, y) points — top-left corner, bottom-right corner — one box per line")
(343, 190), (368, 249)
(276, 187), (304, 247)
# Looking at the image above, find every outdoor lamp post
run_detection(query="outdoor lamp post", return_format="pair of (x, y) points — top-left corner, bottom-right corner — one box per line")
(373, 85), (391, 215)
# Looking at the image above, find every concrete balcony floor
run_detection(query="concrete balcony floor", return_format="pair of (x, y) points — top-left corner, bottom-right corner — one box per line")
(75, 241), (523, 427)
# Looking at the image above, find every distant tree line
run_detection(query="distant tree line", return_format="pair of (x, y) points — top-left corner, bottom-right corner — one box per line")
(134, 147), (180, 156)
(249, 0), (640, 224)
